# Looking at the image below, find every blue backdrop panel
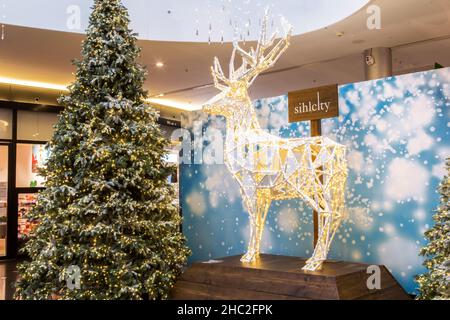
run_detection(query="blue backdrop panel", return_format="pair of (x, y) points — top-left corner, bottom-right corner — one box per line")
(180, 68), (450, 294)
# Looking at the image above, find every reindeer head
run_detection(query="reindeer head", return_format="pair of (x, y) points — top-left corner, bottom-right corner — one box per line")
(203, 14), (293, 118)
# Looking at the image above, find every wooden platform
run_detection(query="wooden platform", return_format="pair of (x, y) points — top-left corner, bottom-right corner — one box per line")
(171, 254), (411, 300)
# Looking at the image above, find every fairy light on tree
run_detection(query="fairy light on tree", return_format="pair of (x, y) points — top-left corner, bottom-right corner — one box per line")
(416, 157), (450, 300)
(15, 0), (190, 300)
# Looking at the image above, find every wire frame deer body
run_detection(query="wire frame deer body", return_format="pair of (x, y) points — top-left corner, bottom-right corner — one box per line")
(203, 15), (348, 271)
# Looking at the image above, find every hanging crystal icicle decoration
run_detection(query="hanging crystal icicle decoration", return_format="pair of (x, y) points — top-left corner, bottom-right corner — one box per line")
(195, 0), (280, 44)
(208, 22), (212, 44)
(194, 8), (200, 37)
(206, 0), (212, 44)
(1, 3), (5, 40)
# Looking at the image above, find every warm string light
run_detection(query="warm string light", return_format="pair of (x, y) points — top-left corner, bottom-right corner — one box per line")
(15, 0), (189, 300)
(203, 12), (348, 271)
(416, 158), (449, 300)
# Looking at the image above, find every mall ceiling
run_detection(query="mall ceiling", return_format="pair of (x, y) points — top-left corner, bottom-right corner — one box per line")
(0, 0), (449, 113)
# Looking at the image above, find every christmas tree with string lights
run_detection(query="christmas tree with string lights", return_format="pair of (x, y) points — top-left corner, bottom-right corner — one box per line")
(15, 0), (190, 300)
(416, 158), (450, 300)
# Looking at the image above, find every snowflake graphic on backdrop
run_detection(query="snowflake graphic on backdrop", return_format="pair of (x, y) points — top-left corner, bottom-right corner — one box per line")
(181, 68), (450, 294)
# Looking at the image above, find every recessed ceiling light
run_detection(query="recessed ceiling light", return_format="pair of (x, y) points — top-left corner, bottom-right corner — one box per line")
(156, 62), (165, 68)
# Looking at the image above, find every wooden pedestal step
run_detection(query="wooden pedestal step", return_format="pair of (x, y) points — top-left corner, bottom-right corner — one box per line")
(171, 254), (411, 300)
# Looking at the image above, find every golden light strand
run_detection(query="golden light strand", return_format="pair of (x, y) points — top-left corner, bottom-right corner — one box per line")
(203, 12), (348, 271)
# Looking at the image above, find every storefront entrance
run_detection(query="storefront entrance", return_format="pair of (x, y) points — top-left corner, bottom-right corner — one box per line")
(0, 101), (181, 259)
(0, 102), (61, 260)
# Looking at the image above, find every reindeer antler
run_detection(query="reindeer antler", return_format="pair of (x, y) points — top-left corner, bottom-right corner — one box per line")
(211, 11), (293, 91)
(235, 14), (293, 85)
(211, 56), (229, 91)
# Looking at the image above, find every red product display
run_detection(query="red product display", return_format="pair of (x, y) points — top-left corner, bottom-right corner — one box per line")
(18, 194), (38, 239)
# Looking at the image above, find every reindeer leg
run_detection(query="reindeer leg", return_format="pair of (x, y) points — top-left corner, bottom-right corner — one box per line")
(303, 197), (343, 271)
(304, 214), (342, 271)
(303, 209), (333, 271)
(303, 161), (346, 271)
(241, 215), (258, 263)
(303, 148), (347, 271)
(241, 192), (271, 263)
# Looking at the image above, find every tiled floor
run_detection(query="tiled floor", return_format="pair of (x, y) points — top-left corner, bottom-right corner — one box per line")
(0, 260), (17, 300)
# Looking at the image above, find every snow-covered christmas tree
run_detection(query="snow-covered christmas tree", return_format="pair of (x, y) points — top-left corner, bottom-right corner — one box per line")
(416, 158), (450, 300)
(15, 0), (190, 300)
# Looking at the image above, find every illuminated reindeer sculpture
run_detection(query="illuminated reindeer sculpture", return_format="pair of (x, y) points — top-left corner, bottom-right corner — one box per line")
(203, 16), (348, 271)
